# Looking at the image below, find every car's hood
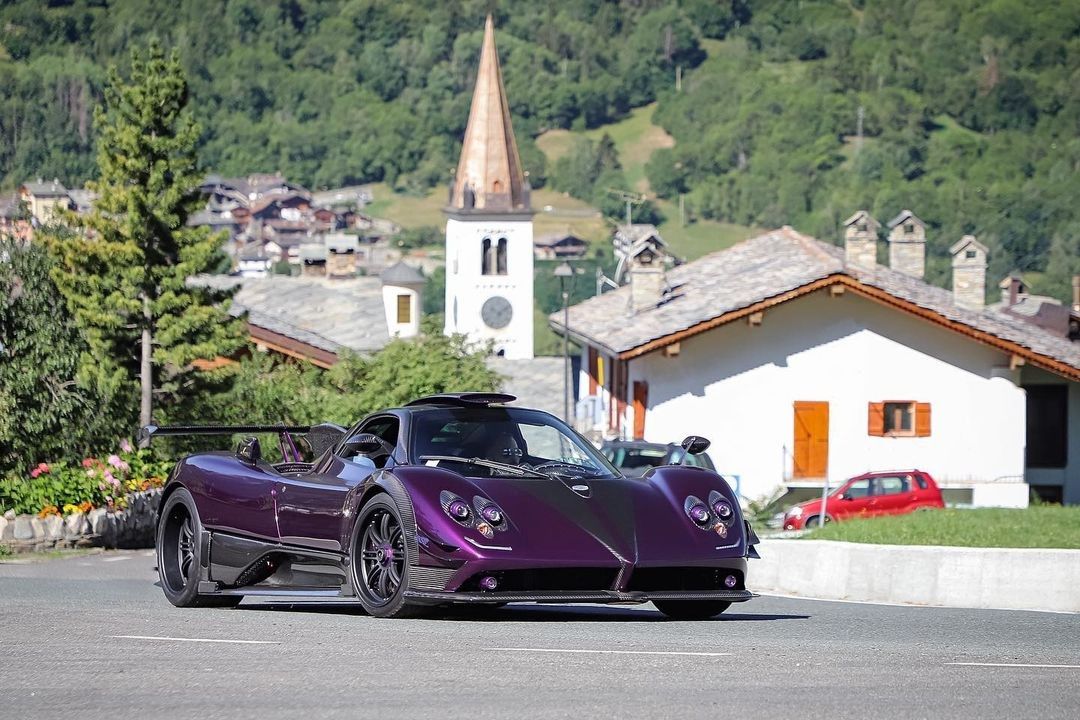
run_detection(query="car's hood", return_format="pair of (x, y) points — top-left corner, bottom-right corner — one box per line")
(394, 465), (745, 566)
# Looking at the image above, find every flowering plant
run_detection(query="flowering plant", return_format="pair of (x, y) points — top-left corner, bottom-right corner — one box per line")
(0, 441), (173, 516)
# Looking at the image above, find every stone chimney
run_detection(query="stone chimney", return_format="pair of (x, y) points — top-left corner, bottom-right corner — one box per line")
(886, 210), (926, 278)
(950, 235), (989, 309)
(325, 233), (359, 278)
(629, 244), (666, 314)
(998, 274), (1026, 307)
(842, 210), (880, 271)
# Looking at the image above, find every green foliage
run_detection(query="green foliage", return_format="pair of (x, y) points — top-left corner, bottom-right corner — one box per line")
(550, 133), (661, 224)
(393, 225), (443, 250)
(423, 266), (446, 316)
(44, 42), (246, 431)
(0, 0), (705, 189)
(205, 318), (501, 435)
(0, 239), (100, 475)
(0, 444), (172, 515)
(805, 507), (1080, 549)
(649, 0), (1080, 302)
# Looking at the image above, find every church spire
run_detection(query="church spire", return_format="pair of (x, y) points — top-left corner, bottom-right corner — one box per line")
(449, 15), (529, 213)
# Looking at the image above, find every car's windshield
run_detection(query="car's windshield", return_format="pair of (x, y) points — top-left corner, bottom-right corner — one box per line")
(411, 407), (618, 479)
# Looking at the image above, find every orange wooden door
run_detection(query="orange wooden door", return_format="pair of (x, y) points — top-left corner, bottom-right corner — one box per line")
(632, 381), (648, 440)
(793, 401), (829, 479)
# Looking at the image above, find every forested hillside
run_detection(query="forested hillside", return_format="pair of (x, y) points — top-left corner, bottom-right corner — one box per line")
(1, 0), (1078, 299)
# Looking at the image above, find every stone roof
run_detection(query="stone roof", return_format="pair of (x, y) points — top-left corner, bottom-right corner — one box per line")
(843, 210), (880, 230)
(887, 209), (924, 229)
(551, 227), (1080, 375)
(0, 193), (21, 218)
(193, 275), (390, 355)
(487, 356), (567, 418)
(380, 261), (426, 286)
(534, 231), (585, 247)
(20, 179), (68, 197)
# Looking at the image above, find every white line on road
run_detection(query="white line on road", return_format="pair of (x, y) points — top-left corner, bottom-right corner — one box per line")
(101, 556), (131, 562)
(111, 635), (280, 645)
(946, 662), (1080, 669)
(486, 647), (730, 658)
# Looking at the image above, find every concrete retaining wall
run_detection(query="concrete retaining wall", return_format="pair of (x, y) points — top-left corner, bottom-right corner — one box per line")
(752, 539), (1079, 613)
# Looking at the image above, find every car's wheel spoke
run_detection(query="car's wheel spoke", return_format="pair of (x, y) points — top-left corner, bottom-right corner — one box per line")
(379, 513), (391, 544)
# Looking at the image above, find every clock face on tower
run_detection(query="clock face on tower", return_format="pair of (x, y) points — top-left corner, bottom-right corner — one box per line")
(481, 295), (513, 329)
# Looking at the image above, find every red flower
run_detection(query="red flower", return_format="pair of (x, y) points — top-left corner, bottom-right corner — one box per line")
(82, 458), (95, 468)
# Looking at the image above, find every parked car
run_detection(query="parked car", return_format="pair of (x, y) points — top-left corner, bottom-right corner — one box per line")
(781, 469), (944, 530)
(602, 440), (717, 477)
(147, 393), (759, 619)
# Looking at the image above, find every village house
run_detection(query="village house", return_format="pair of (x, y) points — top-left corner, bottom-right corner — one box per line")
(553, 212), (1080, 507)
(18, 179), (74, 226)
(0, 194), (33, 242)
(534, 231), (588, 260)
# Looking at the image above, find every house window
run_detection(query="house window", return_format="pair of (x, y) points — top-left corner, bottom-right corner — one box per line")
(868, 401), (931, 437)
(1026, 385), (1067, 468)
(396, 294), (411, 324)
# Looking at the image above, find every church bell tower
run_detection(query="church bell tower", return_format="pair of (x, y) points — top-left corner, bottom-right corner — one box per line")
(443, 15), (534, 359)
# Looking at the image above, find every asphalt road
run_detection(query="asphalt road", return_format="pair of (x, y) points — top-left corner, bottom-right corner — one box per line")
(1, 550), (1077, 719)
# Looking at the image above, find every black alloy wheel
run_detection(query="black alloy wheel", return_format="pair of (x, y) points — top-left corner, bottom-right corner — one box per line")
(351, 495), (425, 618)
(156, 487), (241, 608)
(653, 600), (731, 620)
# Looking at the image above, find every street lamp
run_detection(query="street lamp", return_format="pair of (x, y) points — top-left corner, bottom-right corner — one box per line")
(554, 261), (574, 424)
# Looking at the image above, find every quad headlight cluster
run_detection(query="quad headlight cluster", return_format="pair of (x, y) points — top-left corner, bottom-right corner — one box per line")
(439, 490), (508, 539)
(684, 490), (738, 538)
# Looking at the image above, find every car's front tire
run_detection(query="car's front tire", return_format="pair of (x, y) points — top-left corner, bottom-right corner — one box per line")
(653, 600), (731, 620)
(350, 494), (426, 618)
(156, 487), (241, 608)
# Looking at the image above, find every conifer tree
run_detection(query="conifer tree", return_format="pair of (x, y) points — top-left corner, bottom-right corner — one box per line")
(47, 42), (245, 437)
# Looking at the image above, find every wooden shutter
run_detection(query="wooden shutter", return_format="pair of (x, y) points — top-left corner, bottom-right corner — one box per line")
(632, 381), (648, 440)
(915, 402), (931, 437)
(793, 401), (829, 479)
(587, 347), (599, 395)
(868, 402), (885, 436)
(396, 294), (411, 324)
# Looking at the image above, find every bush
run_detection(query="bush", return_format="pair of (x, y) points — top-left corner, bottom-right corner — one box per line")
(0, 440), (172, 516)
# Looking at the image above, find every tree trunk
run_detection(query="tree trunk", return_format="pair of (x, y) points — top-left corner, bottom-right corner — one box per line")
(139, 291), (153, 446)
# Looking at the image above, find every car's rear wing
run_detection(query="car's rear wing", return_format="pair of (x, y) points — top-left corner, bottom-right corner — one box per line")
(138, 423), (346, 462)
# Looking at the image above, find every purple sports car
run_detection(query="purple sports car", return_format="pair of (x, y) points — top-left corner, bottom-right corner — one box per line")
(147, 393), (759, 619)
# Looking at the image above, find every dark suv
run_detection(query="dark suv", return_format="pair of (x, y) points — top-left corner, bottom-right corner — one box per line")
(602, 440), (717, 477)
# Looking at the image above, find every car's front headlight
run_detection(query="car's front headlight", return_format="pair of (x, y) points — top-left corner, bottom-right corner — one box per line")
(786, 506), (804, 518)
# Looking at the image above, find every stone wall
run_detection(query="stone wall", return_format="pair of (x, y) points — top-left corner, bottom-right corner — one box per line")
(0, 489), (162, 554)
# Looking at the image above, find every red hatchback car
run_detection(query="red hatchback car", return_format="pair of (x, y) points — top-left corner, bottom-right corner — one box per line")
(782, 470), (944, 530)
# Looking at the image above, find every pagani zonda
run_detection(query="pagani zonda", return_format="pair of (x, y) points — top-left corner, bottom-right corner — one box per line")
(148, 393), (759, 619)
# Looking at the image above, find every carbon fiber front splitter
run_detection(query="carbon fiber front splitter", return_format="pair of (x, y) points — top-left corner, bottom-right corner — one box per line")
(403, 588), (755, 605)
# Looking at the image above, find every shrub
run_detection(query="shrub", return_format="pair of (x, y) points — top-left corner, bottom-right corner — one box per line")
(0, 440), (172, 516)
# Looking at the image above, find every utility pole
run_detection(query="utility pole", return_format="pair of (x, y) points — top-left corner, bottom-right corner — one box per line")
(605, 188), (646, 228)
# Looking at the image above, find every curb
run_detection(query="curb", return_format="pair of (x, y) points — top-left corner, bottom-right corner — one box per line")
(751, 538), (1080, 614)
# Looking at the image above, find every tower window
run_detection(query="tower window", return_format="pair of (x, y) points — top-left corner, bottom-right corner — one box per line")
(496, 237), (508, 275)
(904, 223), (915, 234)
(396, 294), (411, 324)
(481, 236), (492, 275)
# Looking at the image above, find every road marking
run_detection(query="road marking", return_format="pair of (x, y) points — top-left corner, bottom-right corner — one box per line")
(486, 647), (730, 658)
(111, 635), (280, 645)
(101, 556), (131, 562)
(946, 662), (1080, 669)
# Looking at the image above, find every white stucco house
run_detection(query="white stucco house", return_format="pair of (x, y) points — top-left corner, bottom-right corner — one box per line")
(551, 215), (1080, 507)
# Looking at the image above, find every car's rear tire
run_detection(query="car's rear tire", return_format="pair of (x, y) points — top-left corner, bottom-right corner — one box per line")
(350, 494), (427, 618)
(654, 600), (731, 620)
(156, 488), (241, 608)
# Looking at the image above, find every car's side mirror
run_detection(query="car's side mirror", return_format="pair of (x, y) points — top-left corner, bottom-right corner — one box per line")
(236, 436), (261, 465)
(680, 435), (711, 456)
(840, 492), (853, 501)
(341, 432), (385, 456)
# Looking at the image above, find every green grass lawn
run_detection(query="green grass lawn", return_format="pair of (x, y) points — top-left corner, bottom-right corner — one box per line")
(805, 506), (1080, 549)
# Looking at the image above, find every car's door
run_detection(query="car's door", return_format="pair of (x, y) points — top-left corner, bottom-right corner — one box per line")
(871, 475), (912, 515)
(274, 415), (401, 551)
(833, 477), (873, 520)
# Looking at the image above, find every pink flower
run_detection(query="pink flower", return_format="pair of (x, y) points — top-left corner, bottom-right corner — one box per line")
(82, 458), (95, 468)
(103, 470), (119, 487)
(107, 454), (122, 469)
(119, 439), (133, 453)
(30, 468), (41, 478)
